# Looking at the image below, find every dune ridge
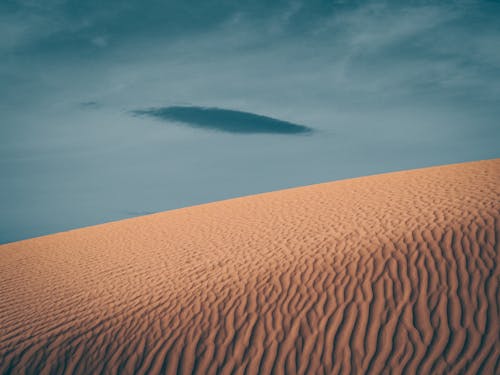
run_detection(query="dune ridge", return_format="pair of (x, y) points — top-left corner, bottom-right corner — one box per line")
(1, 159), (499, 374)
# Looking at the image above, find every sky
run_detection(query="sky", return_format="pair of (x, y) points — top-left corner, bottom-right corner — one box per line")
(1, 0), (499, 243)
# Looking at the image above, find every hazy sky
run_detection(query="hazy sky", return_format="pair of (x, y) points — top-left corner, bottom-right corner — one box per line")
(1, 0), (499, 243)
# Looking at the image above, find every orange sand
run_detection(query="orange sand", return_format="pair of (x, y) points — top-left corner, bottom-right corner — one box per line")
(1, 159), (499, 374)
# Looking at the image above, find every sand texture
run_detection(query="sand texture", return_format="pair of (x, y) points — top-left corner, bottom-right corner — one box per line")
(1, 159), (499, 374)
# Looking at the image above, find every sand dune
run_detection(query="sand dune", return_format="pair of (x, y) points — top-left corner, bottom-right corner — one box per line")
(1, 159), (499, 374)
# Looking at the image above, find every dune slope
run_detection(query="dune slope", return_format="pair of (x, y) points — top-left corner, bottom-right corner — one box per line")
(1, 159), (499, 374)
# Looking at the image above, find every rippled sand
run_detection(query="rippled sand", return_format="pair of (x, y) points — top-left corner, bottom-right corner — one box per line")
(1, 159), (499, 374)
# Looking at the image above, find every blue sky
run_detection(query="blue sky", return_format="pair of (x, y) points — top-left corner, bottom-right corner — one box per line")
(1, 0), (499, 243)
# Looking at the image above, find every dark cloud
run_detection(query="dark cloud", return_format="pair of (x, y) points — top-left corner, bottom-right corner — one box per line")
(133, 106), (313, 134)
(123, 210), (157, 217)
(80, 101), (99, 108)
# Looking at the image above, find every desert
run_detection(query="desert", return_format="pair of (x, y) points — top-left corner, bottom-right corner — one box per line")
(0, 159), (499, 374)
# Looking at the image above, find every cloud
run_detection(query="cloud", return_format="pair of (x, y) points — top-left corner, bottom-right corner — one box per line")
(132, 106), (313, 134)
(1, 0), (499, 243)
(79, 101), (100, 108)
(91, 36), (108, 48)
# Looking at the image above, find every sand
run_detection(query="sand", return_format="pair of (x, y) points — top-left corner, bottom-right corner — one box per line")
(0, 159), (499, 374)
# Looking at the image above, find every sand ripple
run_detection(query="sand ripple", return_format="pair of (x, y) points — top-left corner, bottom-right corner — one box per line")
(1, 159), (499, 374)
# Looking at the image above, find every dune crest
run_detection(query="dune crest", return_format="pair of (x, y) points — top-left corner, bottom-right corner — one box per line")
(1, 159), (499, 374)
